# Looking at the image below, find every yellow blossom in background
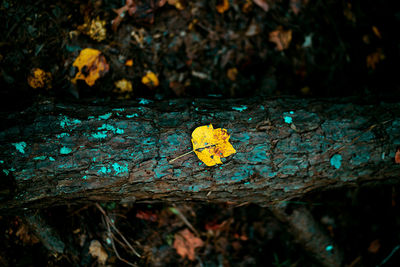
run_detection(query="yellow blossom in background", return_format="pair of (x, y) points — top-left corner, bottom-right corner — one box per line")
(28, 68), (52, 89)
(78, 16), (106, 42)
(141, 71), (159, 87)
(114, 78), (133, 93)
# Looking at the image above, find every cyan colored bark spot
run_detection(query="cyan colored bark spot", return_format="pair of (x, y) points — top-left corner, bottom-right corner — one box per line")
(60, 116), (81, 128)
(82, 175), (88, 180)
(33, 156), (47, 160)
(112, 108), (125, 112)
(56, 133), (70, 138)
(92, 131), (108, 139)
(98, 113), (112, 120)
(139, 98), (152, 105)
(13, 142), (27, 154)
(49, 157), (55, 161)
(232, 105), (247, 112)
(330, 154), (342, 169)
(284, 116), (293, 124)
(97, 124), (124, 134)
(98, 166), (111, 174)
(0, 160), (3, 164)
(126, 113), (139, 118)
(325, 245), (333, 252)
(112, 163), (129, 175)
(3, 169), (9, 175)
(60, 146), (72, 155)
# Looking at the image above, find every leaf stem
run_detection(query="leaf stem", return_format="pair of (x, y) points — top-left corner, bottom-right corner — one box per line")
(169, 150), (195, 163)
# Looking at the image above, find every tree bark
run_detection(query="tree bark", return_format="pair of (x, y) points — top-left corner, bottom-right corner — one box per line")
(0, 97), (399, 212)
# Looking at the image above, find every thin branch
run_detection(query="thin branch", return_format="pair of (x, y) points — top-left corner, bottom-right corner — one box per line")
(95, 203), (141, 258)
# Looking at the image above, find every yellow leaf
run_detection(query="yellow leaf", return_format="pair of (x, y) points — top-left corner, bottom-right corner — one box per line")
(216, 0), (229, 13)
(114, 78), (133, 93)
(227, 67), (238, 81)
(168, 0), (185, 10)
(77, 16), (107, 42)
(28, 68), (52, 89)
(125, 59), (133, 66)
(366, 49), (385, 70)
(191, 124), (236, 166)
(72, 48), (109, 86)
(141, 71), (159, 87)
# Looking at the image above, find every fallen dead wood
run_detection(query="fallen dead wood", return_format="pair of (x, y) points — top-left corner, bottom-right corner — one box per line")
(0, 97), (399, 212)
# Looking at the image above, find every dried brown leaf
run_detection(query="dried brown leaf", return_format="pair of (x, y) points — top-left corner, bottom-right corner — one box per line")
(173, 229), (204, 261)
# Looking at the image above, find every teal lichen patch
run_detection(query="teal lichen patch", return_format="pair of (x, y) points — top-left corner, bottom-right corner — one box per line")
(139, 98), (152, 105)
(92, 131), (108, 139)
(284, 116), (293, 124)
(112, 163), (129, 175)
(0, 160), (3, 164)
(60, 146), (72, 155)
(351, 151), (370, 165)
(330, 154), (342, 169)
(49, 157), (55, 161)
(98, 124), (124, 134)
(98, 113), (112, 120)
(153, 159), (171, 179)
(283, 111), (294, 124)
(60, 115), (81, 129)
(325, 245), (333, 252)
(56, 133), (70, 138)
(230, 165), (254, 182)
(13, 142), (27, 154)
(247, 144), (269, 163)
(98, 166), (111, 174)
(232, 105), (247, 112)
(126, 113), (139, 118)
(33, 156), (47, 160)
(112, 108), (125, 112)
(3, 169), (9, 175)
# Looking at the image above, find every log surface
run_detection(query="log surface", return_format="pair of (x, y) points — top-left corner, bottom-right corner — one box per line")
(1, 97), (399, 212)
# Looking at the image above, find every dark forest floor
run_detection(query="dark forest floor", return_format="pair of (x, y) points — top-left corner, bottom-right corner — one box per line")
(1, 0), (400, 266)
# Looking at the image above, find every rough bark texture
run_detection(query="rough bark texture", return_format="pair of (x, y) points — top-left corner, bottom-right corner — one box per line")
(0, 97), (399, 212)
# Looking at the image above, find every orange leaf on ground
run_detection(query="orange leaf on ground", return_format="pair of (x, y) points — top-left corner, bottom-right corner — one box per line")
(216, 0), (229, 13)
(395, 147), (400, 164)
(366, 49), (385, 70)
(368, 239), (381, 254)
(125, 59), (133, 66)
(269, 26), (292, 51)
(173, 229), (204, 261)
(28, 68), (52, 89)
(136, 210), (158, 222)
(191, 124), (236, 166)
(72, 48), (109, 86)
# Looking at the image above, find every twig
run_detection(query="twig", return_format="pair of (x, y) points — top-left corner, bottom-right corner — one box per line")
(169, 150), (195, 163)
(105, 219), (137, 267)
(169, 144), (216, 163)
(377, 245), (400, 267)
(95, 203), (141, 258)
(170, 205), (200, 237)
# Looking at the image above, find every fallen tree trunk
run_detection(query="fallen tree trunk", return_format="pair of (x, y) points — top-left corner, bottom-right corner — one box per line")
(0, 97), (399, 212)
